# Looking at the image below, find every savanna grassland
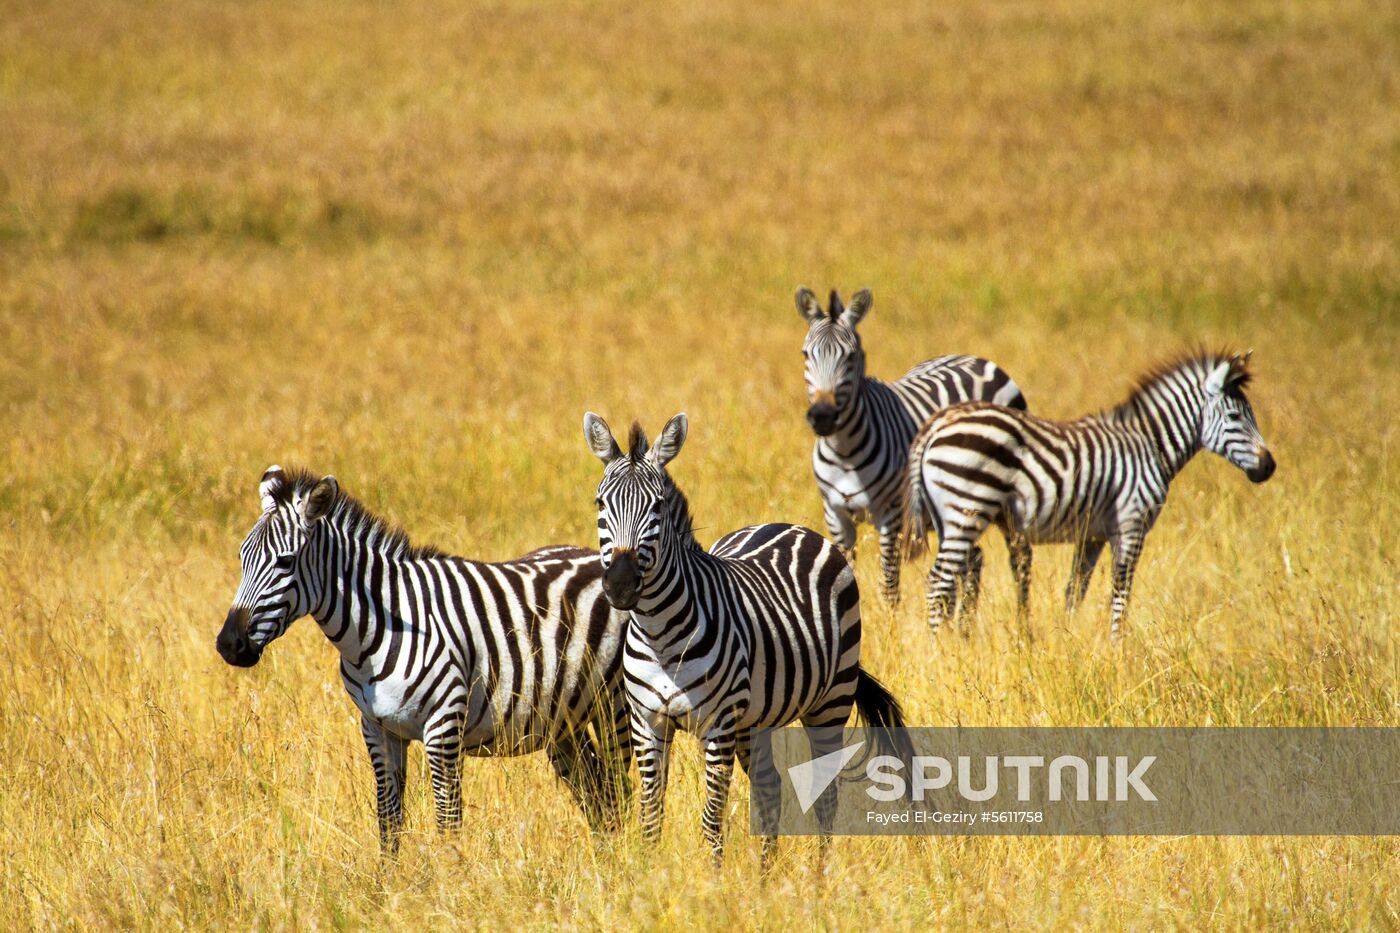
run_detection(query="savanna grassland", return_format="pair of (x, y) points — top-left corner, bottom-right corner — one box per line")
(2, 0), (1398, 928)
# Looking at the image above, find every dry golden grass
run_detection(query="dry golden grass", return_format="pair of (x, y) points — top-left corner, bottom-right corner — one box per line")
(2, 0), (1398, 927)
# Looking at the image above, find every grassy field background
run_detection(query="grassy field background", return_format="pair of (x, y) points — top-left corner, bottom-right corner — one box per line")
(2, 0), (1398, 927)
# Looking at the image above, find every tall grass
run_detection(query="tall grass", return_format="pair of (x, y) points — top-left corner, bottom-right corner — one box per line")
(1, 0), (1397, 927)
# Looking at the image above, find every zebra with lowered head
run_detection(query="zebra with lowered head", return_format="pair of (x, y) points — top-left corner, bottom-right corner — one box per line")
(583, 412), (911, 868)
(903, 350), (1276, 641)
(798, 286), (1027, 606)
(216, 466), (632, 852)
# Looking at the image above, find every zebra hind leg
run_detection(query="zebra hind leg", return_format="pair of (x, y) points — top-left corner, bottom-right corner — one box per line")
(1005, 531), (1034, 642)
(954, 545), (985, 636)
(801, 720), (847, 879)
(928, 532), (980, 639)
(876, 519), (902, 606)
(1065, 539), (1105, 614)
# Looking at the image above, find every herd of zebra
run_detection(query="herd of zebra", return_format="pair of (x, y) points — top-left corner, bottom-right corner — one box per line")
(216, 286), (1275, 866)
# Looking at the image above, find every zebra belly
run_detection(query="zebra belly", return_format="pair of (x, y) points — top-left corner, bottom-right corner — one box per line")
(1008, 487), (1114, 544)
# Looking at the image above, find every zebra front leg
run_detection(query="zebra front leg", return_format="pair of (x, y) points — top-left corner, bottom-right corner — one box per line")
(547, 728), (612, 831)
(362, 717), (408, 854)
(1108, 531), (1145, 642)
(876, 517), (903, 606)
(423, 718), (464, 833)
(701, 729), (738, 868)
(633, 712), (673, 847)
(737, 730), (780, 872)
(824, 501), (858, 565)
(1065, 538), (1105, 613)
(589, 696), (635, 831)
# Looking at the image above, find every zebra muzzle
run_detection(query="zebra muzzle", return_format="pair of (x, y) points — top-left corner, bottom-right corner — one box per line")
(602, 552), (643, 610)
(806, 401), (838, 436)
(1247, 449), (1276, 484)
(216, 607), (263, 667)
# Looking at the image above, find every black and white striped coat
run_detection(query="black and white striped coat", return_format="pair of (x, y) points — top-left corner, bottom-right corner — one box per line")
(583, 413), (908, 868)
(798, 287), (1026, 604)
(903, 350), (1276, 640)
(216, 466), (631, 851)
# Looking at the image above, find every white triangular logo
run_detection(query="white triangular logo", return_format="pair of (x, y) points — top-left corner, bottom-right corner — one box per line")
(788, 741), (865, 814)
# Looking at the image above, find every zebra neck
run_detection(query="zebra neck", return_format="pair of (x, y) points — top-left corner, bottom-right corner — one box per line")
(629, 544), (711, 646)
(307, 516), (426, 674)
(1109, 382), (1204, 478)
(629, 493), (710, 638)
(816, 377), (879, 459)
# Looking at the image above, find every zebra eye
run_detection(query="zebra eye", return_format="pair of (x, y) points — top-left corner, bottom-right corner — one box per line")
(1225, 411), (1242, 423)
(274, 554), (295, 570)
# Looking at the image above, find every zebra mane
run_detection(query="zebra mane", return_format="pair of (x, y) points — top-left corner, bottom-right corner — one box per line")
(627, 421), (649, 463)
(1122, 348), (1252, 406)
(665, 481), (701, 550)
(265, 467), (444, 560)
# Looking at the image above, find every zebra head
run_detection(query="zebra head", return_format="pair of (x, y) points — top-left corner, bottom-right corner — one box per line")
(1200, 353), (1275, 484)
(796, 286), (872, 436)
(583, 412), (688, 610)
(216, 465), (338, 667)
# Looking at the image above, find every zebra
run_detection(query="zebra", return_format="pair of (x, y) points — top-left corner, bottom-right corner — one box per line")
(902, 349), (1276, 641)
(798, 286), (1027, 606)
(215, 466), (632, 852)
(582, 411), (912, 868)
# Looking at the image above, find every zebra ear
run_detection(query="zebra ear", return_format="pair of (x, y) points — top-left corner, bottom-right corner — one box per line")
(583, 412), (622, 464)
(795, 287), (823, 322)
(840, 289), (872, 328)
(300, 475), (338, 524)
(1204, 360), (1232, 395)
(259, 465), (284, 512)
(649, 413), (688, 468)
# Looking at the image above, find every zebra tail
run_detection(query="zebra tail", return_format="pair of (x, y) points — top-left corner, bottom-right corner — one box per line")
(900, 423), (936, 561)
(853, 667), (915, 763)
(853, 668), (924, 809)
